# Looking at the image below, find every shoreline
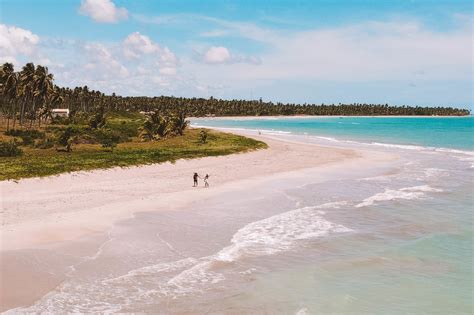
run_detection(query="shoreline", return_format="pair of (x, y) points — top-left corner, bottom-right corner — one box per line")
(0, 133), (395, 252)
(190, 115), (471, 120)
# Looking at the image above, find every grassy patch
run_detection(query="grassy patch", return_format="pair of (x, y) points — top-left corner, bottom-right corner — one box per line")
(0, 128), (267, 180)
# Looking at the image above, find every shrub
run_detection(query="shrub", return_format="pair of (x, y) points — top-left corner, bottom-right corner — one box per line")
(20, 134), (34, 146)
(69, 111), (89, 125)
(4, 129), (45, 146)
(105, 121), (138, 139)
(89, 108), (107, 129)
(5, 129), (45, 138)
(56, 126), (78, 152)
(50, 116), (70, 125)
(199, 129), (208, 144)
(34, 138), (55, 149)
(97, 129), (121, 151)
(0, 140), (23, 157)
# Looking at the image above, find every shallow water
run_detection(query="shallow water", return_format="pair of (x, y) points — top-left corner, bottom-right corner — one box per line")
(7, 117), (473, 314)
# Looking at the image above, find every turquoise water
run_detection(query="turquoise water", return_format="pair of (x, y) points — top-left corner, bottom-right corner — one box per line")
(193, 116), (474, 150)
(15, 117), (473, 314)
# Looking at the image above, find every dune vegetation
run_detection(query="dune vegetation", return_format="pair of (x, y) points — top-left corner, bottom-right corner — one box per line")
(0, 111), (266, 180)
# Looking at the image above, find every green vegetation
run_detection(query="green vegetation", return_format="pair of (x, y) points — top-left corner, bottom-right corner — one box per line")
(0, 140), (23, 157)
(199, 129), (208, 144)
(0, 125), (267, 180)
(0, 113), (266, 180)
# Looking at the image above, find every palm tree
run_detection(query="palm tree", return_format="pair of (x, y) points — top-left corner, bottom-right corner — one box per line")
(33, 65), (54, 127)
(40, 85), (63, 125)
(18, 63), (36, 126)
(169, 111), (189, 135)
(1, 63), (20, 130)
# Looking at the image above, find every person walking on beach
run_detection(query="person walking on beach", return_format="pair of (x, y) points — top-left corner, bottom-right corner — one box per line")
(193, 172), (200, 187)
(204, 174), (210, 188)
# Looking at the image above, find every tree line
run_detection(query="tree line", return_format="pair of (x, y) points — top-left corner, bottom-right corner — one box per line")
(1, 62), (470, 130)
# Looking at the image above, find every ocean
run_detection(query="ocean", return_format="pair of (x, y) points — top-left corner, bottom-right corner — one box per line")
(11, 116), (473, 314)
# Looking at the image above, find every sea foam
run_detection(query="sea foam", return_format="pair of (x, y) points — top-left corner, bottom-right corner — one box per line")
(355, 185), (443, 208)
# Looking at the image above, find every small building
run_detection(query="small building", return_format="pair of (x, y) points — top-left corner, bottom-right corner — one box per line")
(51, 108), (69, 118)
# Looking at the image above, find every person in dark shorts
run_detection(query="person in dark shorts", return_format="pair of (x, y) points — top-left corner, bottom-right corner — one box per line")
(193, 172), (200, 187)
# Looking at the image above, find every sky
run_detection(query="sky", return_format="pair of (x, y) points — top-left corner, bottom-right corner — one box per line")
(1, 0), (473, 108)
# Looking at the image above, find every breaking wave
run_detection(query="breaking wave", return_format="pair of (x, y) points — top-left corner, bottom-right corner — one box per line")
(355, 185), (443, 208)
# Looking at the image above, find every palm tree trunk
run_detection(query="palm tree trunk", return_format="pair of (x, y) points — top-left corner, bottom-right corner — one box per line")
(12, 101), (17, 129)
(20, 97), (27, 126)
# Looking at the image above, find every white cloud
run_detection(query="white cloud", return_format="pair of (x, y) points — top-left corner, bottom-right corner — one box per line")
(52, 33), (182, 95)
(0, 24), (39, 64)
(203, 46), (231, 64)
(135, 13), (277, 44)
(159, 67), (177, 76)
(79, 0), (128, 23)
(257, 20), (472, 81)
(185, 18), (472, 86)
(83, 43), (129, 78)
(123, 32), (160, 58)
(159, 47), (177, 66)
(122, 32), (178, 76)
(202, 46), (261, 65)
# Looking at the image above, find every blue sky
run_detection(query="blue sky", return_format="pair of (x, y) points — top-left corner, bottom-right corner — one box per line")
(1, 0), (472, 108)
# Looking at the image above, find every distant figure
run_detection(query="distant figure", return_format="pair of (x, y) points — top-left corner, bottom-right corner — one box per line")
(258, 130), (261, 135)
(204, 174), (210, 188)
(193, 172), (200, 187)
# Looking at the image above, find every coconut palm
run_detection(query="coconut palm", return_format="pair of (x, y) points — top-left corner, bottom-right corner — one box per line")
(169, 111), (189, 136)
(1, 63), (19, 130)
(33, 65), (54, 127)
(18, 63), (36, 125)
